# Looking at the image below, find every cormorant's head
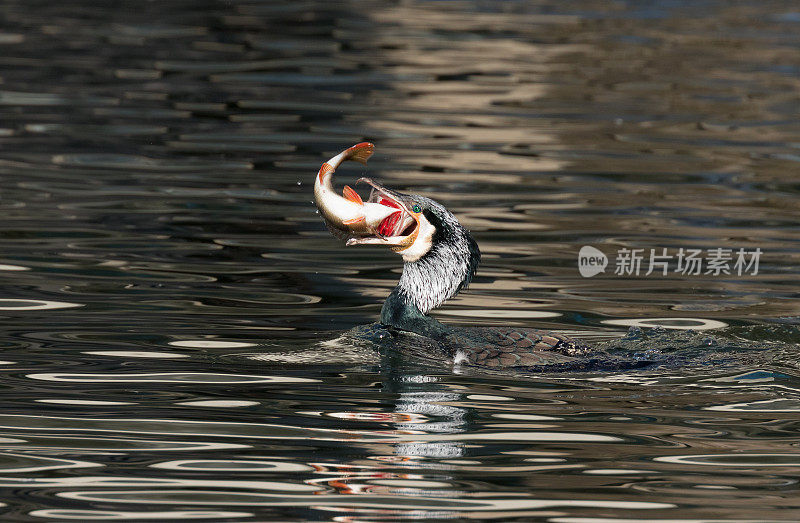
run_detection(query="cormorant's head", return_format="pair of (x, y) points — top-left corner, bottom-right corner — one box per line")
(314, 143), (480, 313)
(338, 179), (481, 314)
(343, 178), (440, 263)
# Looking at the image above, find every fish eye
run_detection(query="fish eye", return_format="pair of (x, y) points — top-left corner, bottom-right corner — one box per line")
(412, 204), (421, 213)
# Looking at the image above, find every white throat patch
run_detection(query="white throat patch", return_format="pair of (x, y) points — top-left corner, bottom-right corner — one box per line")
(398, 218), (435, 263)
(397, 212), (475, 314)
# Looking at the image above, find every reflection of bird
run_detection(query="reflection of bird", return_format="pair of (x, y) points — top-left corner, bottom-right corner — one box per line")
(314, 143), (599, 368)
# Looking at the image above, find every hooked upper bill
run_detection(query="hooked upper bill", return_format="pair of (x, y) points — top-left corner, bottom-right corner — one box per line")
(313, 143), (435, 260)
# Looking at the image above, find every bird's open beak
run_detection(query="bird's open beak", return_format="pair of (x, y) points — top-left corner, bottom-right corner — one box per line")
(313, 143), (424, 253)
(343, 178), (424, 253)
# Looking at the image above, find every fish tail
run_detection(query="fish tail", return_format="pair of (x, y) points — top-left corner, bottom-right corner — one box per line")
(343, 142), (374, 165)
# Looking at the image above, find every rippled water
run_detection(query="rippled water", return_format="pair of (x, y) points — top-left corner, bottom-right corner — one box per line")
(1, 0), (799, 520)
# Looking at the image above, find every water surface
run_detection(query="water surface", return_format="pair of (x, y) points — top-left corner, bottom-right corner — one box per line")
(0, 0), (799, 521)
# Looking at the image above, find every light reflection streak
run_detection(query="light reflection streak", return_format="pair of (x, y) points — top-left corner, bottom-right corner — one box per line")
(0, 434), (247, 452)
(0, 413), (619, 445)
(601, 318), (728, 331)
(0, 452), (101, 473)
(0, 299), (83, 310)
(704, 398), (800, 412)
(152, 459), (312, 472)
(0, 264), (29, 271)
(176, 400), (259, 407)
(169, 340), (257, 348)
(0, 475), (322, 492)
(35, 399), (136, 406)
(54, 490), (675, 511)
(26, 372), (318, 384)
(550, 519), (777, 523)
(82, 351), (189, 359)
(654, 454), (800, 467)
(28, 509), (253, 520)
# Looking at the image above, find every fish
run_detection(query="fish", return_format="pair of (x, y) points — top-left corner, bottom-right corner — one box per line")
(313, 142), (418, 243)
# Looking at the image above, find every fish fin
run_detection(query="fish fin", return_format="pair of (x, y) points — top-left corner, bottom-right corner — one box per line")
(342, 185), (363, 204)
(343, 142), (374, 165)
(317, 162), (334, 182)
(342, 216), (365, 225)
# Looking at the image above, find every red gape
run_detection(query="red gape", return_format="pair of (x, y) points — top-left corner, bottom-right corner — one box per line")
(380, 198), (400, 209)
(378, 212), (401, 236)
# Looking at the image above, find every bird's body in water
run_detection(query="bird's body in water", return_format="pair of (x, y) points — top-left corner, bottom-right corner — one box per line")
(313, 143), (633, 369)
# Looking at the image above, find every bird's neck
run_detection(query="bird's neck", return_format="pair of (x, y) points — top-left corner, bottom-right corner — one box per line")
(379, 228), (479, 338)
(380, 287), (451, 338)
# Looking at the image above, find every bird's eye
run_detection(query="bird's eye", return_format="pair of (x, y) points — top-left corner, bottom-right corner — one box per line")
(412, 204), (421, 213)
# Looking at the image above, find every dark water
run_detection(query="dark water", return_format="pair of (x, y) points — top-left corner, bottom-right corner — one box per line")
(0, 0), (799, 520)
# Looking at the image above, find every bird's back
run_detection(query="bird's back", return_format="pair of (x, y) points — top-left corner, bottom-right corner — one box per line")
(444, 327), (593, 367)
(345, 323), (651, 371)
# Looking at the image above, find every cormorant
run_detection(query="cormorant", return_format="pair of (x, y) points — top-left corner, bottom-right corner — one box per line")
(314, 143), (607, 368)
